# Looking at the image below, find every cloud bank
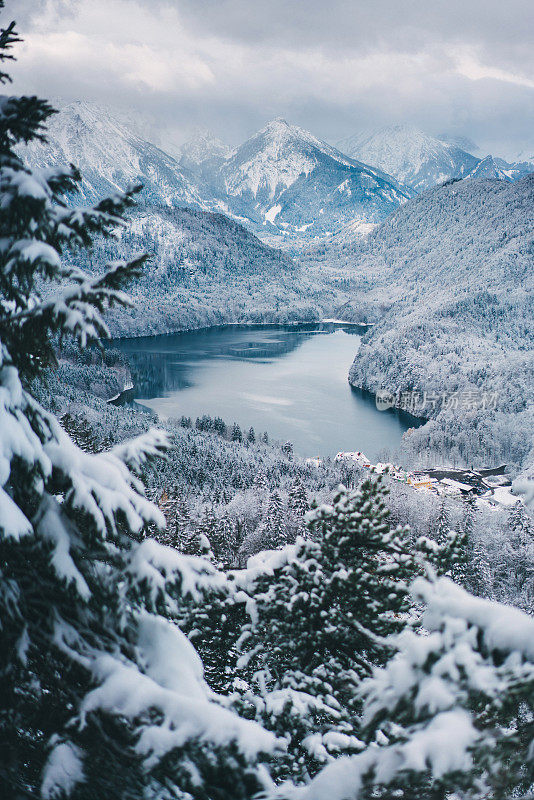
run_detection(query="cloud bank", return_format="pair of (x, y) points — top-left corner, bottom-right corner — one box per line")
(8, 0), (534, 157)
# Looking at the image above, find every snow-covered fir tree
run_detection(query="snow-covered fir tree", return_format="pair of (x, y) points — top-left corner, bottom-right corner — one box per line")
(260, 490), (287, 550)
(232, 478), (423, 782)
(288, 478), (309, 520)
(294, 576), (534, 800)
(0, 11), (276, 797)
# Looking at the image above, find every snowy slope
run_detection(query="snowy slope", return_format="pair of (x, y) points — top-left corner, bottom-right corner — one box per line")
(306, 175), (534, 471)
(337, 125), (479, 193)
(466, 155), (533, 183)
(178, 128), (231, 169)
(69, 205), (343, 337)
(219, 118), (411, 241)
(22, 105), (410, 245)
(464, 155), (513, 182)
(20, 100), (210, 208)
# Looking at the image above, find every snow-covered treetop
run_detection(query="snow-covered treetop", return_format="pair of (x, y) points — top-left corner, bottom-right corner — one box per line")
(277, 575), (534, 800)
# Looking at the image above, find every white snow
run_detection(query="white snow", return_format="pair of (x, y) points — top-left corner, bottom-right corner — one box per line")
(413, 576), (534, 661)
(36, 495), (91, 600)
(126, 538), (227, 608)
(336, 124), (478, 193)
(80, 649), (278, 769)
(231, 542), (299, 593)
(265, 204), (282, 224)
(41, 741), (85, 800)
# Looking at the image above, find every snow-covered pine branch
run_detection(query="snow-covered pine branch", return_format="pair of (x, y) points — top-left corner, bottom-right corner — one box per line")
(0, 7), (278, 798)
(276, 576), (534, 800)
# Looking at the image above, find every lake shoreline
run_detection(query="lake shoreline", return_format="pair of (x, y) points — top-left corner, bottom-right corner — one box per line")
(107, 325), (422, 460)
(106, 318), (371, 346)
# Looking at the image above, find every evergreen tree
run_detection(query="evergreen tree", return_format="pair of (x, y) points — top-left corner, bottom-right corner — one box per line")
(261, 490), (287, 550)
(0, 15), (274, 797)
(174, 495), (193, 549)
(281, 441), (294, 460)
(177, 578), (247, 696)
(253, 470), (270, 496)
(234, 478), (423, 782)
(231, 423), (243, 442)
(60, 411), (113, 453)
(247, 426), (256, 443)
(455, 493), (477, 588)
(499, 502), (534, 609)
(211, 515), (238, 565)
(434, 496), (450, 545)
(345, 576), (534, 800)
(288, 478), (309, 521)
(156, 487), (180, 545)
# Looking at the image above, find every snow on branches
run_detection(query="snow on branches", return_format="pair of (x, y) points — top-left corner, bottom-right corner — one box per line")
(278, 576), (534, 800)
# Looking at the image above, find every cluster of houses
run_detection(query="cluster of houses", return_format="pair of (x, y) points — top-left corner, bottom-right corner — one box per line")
(330, 451), (517, 507)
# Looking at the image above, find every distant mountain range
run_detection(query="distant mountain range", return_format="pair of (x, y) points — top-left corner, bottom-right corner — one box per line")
(335, 124), (532, 194)
(215, 117), (410, 241)
(21, 102), (532, 246)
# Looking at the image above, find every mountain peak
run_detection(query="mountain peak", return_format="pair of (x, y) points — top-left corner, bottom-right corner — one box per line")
(266, 117), (290, 129)
(179, 127), (230, 166)
(256, 117), (309, 142)
(337, 124), (479, 193)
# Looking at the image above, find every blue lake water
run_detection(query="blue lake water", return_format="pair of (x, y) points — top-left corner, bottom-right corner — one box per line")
(109, 323), (421, 459)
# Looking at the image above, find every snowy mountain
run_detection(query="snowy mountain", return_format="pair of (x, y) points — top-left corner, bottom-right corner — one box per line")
(464, 155), (514, 182)
(178, 128), (231, 169)
(438, 133), (483, 156)
(336, 124), (480, 194)
(20, 100), (210, 209)
(218, 118), (410, 241)
(306, 175), (534, 471)
(21, 104), (411, 245)
(459, 154), (532, 183)
(69, 205), (344, 337)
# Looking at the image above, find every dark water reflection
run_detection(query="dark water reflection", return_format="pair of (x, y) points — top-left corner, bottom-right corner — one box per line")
(108, 323), (423, 459)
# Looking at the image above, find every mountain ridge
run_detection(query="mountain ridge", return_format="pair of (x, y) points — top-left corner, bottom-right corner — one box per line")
(336, 124), (480, 193)
(20, 102), (412, 246)
(305, 174), (534, 471)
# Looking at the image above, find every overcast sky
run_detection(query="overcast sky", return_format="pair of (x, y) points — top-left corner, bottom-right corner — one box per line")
(7, 0), (534, 157)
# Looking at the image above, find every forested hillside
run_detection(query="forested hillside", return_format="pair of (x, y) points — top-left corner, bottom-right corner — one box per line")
(70, 205), (344, 336)
(306, 176), (534, 471)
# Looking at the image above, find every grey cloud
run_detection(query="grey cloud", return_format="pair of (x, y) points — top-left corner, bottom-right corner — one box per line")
(5, 0), (534, 157)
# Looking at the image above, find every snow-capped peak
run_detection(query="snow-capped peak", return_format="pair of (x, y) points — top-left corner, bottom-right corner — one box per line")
(223, 117), (366, 200)
(178, 128), (231, 167)
(336, 124), (480, 193)
(18, 99), (206, 208)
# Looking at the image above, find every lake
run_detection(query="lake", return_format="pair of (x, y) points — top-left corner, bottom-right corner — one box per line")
(109, 323), (421, 460)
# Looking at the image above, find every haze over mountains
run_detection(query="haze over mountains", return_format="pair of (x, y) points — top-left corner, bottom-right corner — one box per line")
(23, 101), (206, 208)
(336, 124), (533, 193)
(23, 100), (532, 249)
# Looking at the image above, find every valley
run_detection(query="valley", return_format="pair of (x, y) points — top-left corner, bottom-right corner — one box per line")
(4, 4), (534, 797)
(20, 101), (533, 479)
